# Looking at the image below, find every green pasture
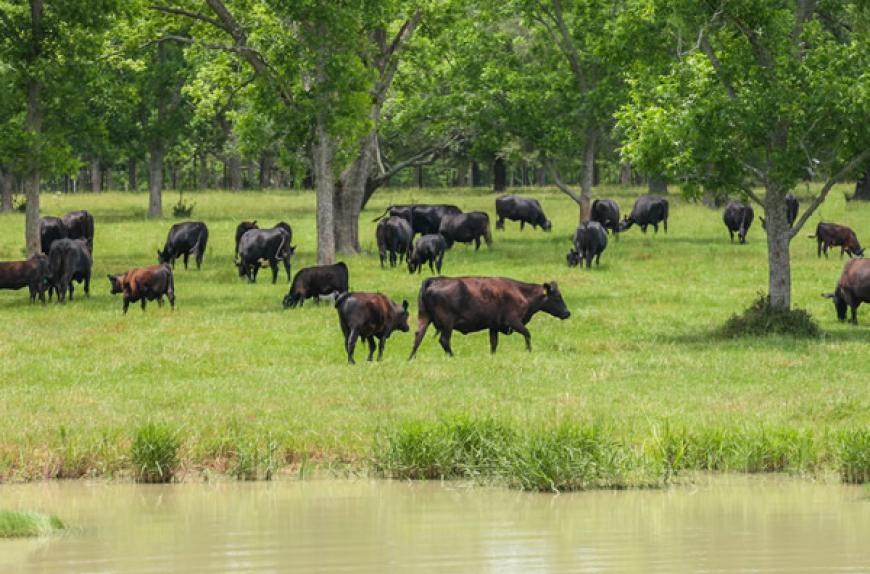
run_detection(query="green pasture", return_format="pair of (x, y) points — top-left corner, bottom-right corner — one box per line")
(0, 185), (868, 484)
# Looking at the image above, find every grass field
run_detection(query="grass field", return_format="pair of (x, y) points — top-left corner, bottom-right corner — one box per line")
(1, 184), (869, 486)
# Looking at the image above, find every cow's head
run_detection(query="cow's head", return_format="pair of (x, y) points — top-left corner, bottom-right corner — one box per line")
(107, 273), (126, 295)
(566, 249), (581, 267)
(542, 219), (552, 232)
(279, 245), (296, 262)
(157, 248), (170, 264)
(822, 289), (848, 322)
(236, 260), (248, 278)
(283, 291), (298, 309)
(393, 300), (410, 332)
(541, 282), (571, 320)
(618, 216), (634, 232)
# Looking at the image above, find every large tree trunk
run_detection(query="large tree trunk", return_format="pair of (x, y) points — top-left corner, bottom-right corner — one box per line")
(765, 184), (791, 310)
(148, 144), (164, 217)
(493, 158), (507, 192)
(260, 155), (273, 188)
(649, 174), (669, 194)
(91, 157), (102, 193)
(25, 73), (42, 257)
(578, 128), (597, 221)
(0, 165), (11, 213)
(199, 153), (210, 189)
(853, 166), (870, 200)
(228, 153), (242, 191)
(312, 120), (336, 265)
(335, 129), (376, 254)
(106, 167), (113, 191)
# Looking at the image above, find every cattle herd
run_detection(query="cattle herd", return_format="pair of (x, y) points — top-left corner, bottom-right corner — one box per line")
(2, 191), (869, 362)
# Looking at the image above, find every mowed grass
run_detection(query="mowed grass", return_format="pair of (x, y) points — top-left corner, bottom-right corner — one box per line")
(0, 185), (868, 482)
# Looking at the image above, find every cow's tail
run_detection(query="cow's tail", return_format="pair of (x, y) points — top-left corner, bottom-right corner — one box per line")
(166, 264), (175, 298)
(483, 218), (493, 247)
(335, 291), (352, 309)
(191, 226), (209, 259)
(274, 233), (287, 260)
(662, 199), (670, 233)
(371, 206), (393, 223)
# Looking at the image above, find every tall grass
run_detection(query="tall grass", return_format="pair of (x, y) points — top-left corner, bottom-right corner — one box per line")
(0, 510), (65, 538)
(130, 423), (181, 483)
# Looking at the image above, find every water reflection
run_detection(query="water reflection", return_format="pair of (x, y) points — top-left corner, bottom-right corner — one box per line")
(1, 477), (869, 573)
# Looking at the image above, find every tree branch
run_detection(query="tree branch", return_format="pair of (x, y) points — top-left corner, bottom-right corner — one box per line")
(700, 35), (736, 100)
(542, 154), (583, 205)
(372, 8), (422, 108)
(149, 5), (228, 32)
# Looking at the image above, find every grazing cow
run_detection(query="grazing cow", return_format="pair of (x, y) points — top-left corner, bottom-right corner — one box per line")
(376, 216), (413, 268)
(158, 221), (209, 270)
(408, 276), (571, 358)
(567, 221), (608, 268)
(408, 234), (446, 274)
(283, 262), (349, 308)
(439, 212), (492, 250)
(235, 220), (259, 257)
(373, 204), (462, 236)
(590, 199), (620, 237)
(618, 196), (669, 234)
(236, 224), (295, 283)
(495, 195), (551, 231)
(39, 216), (68, 255)
(761, 194), (800, 231)
(823, 259), (870, 324)
(723, 201), (755, 244)
(108, 264), (175, 314)
(62, 210), (95, 253)
(48, 238), (92, 303)
(809, 222), (864, 259)
(335, 292), (409, 364)
(0, 254), (52, 304)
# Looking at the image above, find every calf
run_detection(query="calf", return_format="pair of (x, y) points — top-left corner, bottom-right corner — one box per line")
(376, 216), (413, 268)
(0, 254), (51, 304)
(407, 234), (446, 274)
(237, 224), (295, 283)
(62, 210), (95, 253)
(809, 222), (864, 258)
(619, 196), (669, 234)
(283, 262), (349, 308)
(590, 199), (621, 237)
(235, 220), (259, 258)
(823, 258), (870, 324)
(723, 201), (755, 244)
(108, 264), (175, 314)
(439, 211), (492, 250)
(158, 221), (209, 270)
(409, 276), (571, 358)
(39, 216), (68, 255)
(335, 292), (409, 364)
(495, 195), (551, 231)
(48, 238), (92, 303)
(567, 221), (608, 268)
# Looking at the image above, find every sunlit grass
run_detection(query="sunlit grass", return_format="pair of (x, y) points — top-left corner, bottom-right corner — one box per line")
(0, 510), (64, 538)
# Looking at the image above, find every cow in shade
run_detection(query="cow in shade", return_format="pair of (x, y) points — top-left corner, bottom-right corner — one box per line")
(108, 264), (175, 314)
(235, 220), (259, 258)
(48, 238), (92, 303)
(0, 254), (51, 304)
(376, 216), (413, 268)
(407, 234), (446, 274)
(619, 196), (669, 234)
(39, 216), (68, 255)
(335, 292), (409, 364)
(283, 262), (349, 308)
(62, 210), (95, 253)
(590, 199), (620, 237)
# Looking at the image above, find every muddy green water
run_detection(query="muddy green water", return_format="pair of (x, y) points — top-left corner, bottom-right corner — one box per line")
(1, 477), (869, 573)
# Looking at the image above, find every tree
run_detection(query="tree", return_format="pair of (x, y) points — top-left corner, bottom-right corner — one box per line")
(619, 1), (870, 310)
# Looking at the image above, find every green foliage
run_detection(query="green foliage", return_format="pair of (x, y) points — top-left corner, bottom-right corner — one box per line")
(172, 192), (196, 218)
(130, 422), (181, 483)
(721, 294), (820, 338)
(836, 429), (870, 484)
(0, 510), (65, 538)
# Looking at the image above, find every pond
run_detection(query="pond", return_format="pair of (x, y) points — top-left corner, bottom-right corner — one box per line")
(1, 476), (869, 573)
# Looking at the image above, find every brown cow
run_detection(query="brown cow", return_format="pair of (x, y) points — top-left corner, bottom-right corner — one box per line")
(335, 292), (409, 364)
(810, 222), (864, 258)
(823, 258), (870, 324)
(0, 254), (52, 304)
(107, 264), (175, 313)
(409, 276), (571, 358)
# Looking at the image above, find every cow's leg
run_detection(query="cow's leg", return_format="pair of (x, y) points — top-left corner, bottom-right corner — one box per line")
(585, 253), (592, 269)
(168, 291), (175, 311)
(68, 282), (74, 301)
(817, 240), (822, 258)
(183, 253), (190, 269)
(520, 221), (525, 231)
(141, 299), (147, 311)
(157, 296), (164, 307)
(436, 254), (443, 274)
(123, 297), (130, 314)
(270, 259), (279, 284)
(596, 252), (602, 266)
(851, 303), (859, 325)
(641, 224), (648, 234)
(474, 237), (481, 251)
(489, 329), (499, 354)
(84, 274), (90, 297)
(409, 315), (432, 360)
(438, 328), (454, 356)
(346, 329), (359, 365)
(377, 335), (388, 361)
(496, 217), (504, 230)
(729, 230), (734, 243)
(367, 337), (377, 362)
(510, 322), (533, 351)
(252, 265), (260, 283)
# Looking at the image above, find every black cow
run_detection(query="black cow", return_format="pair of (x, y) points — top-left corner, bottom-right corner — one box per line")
(236, 225), (295, 283)
(48, 238), (92, 303)
(407, 234), (446, 274)
(373, 204), (462, 236)
(335, 292), (409, 364)
(761, 194), (800, 231)
(809, 222), (864, 258)
(376, 216), (413, 268)
(283, 262), (349, 308)
(723, 201), (755, 244)
(439, 211), (492, 250)
(495, 195), (551, 232)
(823, 259), (870, 324)
(0, 254), (52, 304)
(567, 221), (608, 268)
(235, 220), (259, 258)
(619, 196), (669, 234)
(108, 264), (175, 314)
(409, 276), (571, 358)
(62, 210), (95, 253)
(158, 221), (209, 270)
(590, 199), (620, 237)
(39, 216), (68, 255)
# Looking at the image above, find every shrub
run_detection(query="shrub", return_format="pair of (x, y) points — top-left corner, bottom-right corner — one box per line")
(837, 429), (870, 484)
(721, 293), (820, 338)
(130, 423), (181, 483)
(172, 192), (195, 217)
(0, 510), (64, 538)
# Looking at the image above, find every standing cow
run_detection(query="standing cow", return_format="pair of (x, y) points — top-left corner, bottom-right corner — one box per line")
(590, 199), (620, 237)
(335, 292), (409, 364)
(235, 220), (258, 258)
(823, 258), (870, 324)
(619, 196), (669, 234)
(48, 238), (92, 303)
(495, 195), (551, 231)
(236, 224), (295, 283)
(39, 216), (68, 255)
(108, 264), (175, 314)
(373, 204), (462, 236)
(62, 210), (95, 253)
(810, 222), (864, 259)
(376, 216), (413, 268)
(283, 262), (349, 308)
(407, 234), (446, 274)
(567, 221), (608, 268)
(158, 221), (209, 270)
(439, 212), (492, 250)
(723, 201), (755, 244)
(761, 193), (800, 231)
(0, 254), (52, 304)
(408, 276), (571, 358)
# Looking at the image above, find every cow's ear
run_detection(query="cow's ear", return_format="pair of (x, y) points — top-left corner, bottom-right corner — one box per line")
(402, 300), (409, 313)
(542, 283), (550, 295)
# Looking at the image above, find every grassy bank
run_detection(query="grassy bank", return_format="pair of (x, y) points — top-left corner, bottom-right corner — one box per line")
(1, 185), (869, 488)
